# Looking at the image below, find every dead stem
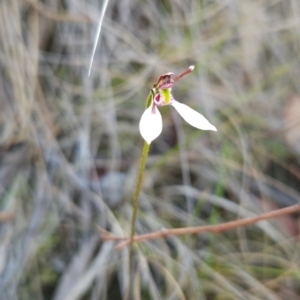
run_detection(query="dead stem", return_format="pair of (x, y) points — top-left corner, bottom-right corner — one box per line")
(110, 204), (300, 250)
(0, 212), (14, 223)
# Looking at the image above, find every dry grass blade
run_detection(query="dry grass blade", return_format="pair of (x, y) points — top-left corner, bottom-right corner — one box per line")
(88, 0), (110, 76)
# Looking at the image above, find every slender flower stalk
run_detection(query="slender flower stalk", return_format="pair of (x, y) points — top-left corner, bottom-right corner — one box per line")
(129, 91), (152, 248)
(127, 92), (152, 300)
(129, 141), (149, 248)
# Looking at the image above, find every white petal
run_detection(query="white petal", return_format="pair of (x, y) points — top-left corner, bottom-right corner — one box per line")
(171, 100), (217, 131)
(139, 104), (163, 144)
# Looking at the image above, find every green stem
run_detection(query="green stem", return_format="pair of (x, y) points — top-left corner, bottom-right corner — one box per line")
(127, 141), (150, 298)
(129, 141), (150, 244)
(126, 92), (152, 298)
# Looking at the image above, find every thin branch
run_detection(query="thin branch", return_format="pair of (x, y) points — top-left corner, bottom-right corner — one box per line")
(0, 212), (14, 222)
(96, 226), (127, 241)
(111, 204), (300, 250)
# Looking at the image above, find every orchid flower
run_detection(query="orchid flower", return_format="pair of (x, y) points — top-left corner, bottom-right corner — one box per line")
(139, 66), (217, 144)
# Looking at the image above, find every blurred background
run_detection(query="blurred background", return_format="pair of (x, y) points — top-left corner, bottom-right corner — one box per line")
(1, 0), (300, 299)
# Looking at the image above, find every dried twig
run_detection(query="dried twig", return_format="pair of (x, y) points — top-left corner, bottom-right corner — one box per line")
(96, 225), (127, 241)
(0, 212), (14, 223)
(107, 204), (300, 250)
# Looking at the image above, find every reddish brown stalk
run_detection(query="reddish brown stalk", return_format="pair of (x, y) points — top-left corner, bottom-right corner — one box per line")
(96, 226), (127, 241)
(0, 212), (14, 222)
(102, 235), (127, 241)
(111, 204), (300, 250)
